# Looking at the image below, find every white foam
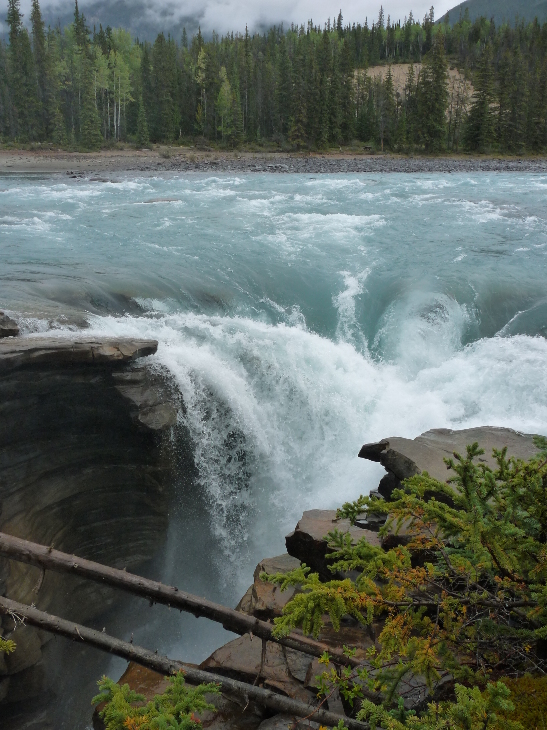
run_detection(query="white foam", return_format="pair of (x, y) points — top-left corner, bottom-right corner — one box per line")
(334, 269), (371, 348)
(73, 310), (547, 593)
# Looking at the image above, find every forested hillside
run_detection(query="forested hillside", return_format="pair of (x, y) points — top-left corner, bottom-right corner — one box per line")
(1, 0), (547, 154)
(442, 0), (547, 26)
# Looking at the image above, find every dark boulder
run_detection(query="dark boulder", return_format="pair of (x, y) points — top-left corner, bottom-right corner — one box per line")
(0, 313), (19, 339)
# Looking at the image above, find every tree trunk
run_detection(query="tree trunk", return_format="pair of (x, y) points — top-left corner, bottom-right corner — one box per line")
(0, 532), (361, 669)
(0, 596), (368, 730)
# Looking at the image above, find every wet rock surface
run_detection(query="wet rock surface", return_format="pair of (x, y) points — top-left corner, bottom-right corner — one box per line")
(236, 554), (301, 620)
(0, 334), (176, 723)
(360, 426), (539, 499)
(200, 635), (316, 705)
(285, 509), (381, 580)
(0, 336), (157, 371)
(0, 313), (19, 339)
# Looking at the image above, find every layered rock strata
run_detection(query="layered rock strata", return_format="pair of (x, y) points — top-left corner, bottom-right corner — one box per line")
(359, 426), (539, 500)
(0, 335), (177, 718)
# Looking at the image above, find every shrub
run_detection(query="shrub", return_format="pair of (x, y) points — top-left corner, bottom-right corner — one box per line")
(264, 438), (547, 728)
(92, 672), (219, 730)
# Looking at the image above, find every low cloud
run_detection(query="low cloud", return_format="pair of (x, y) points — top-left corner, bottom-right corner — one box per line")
(13, 0), (454, 40)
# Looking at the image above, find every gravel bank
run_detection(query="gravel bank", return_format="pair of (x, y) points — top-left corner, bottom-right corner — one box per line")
(1, 148), (546, 175)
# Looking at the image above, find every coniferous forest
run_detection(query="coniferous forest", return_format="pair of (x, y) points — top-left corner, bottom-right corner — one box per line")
(1, 0), (547, 154)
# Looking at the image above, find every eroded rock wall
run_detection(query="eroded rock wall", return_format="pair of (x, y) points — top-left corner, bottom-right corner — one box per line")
(0, 337), (177, 715)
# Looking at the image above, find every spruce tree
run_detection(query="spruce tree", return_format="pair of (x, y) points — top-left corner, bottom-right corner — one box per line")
(339, 39), (355, 143)
(7, 0), (40, 143)
(230, 75), (244, 147)
(316, 30), (331, 148)
(80, 57), (102, 149)
(151, 33), (179, 141)
(30, 0), (46, 137)
(498, 48), (528, 153)
(416, 33), (449, 152)
(404, 62), (417, 149)
(275, 36), (292, 138)
(379, 65), (397, 150)
(463, 43), (496, 152)
(135, 94), (149, 147)
(216, 66), (233, 142)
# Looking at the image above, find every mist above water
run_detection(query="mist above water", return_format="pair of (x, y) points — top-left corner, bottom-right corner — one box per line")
(2, 172), (547, 727)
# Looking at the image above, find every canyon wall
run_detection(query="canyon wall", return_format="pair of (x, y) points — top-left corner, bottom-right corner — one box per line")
(0, 336), (178, 717)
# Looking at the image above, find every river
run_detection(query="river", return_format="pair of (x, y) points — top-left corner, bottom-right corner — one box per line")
(1, 171), (547, 726)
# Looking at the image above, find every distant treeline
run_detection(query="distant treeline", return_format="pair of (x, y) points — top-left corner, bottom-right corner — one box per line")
(1, 0), (547, 153)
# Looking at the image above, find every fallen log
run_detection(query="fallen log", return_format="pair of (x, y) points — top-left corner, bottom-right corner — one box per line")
(0, 596), (369, 730)
(0, 531), (360, 668)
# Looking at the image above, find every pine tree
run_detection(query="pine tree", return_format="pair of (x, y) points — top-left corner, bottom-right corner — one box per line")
(46, 27), (67, 145)
(230, 75), (244, 147)
(8, 14), (40, 142)
(378, 64), (396, 150)
(288, 46), (307, 149)
(464, 43), (496, 152)
(339, 39), (355, 143)
(30, 0), (46, 137)
(216, 66), (233, 142)
(416, 33), (449, 152)
(316, 30), (331, 148)
(151, 33), (179, 141)
(498, 48), (528, 153)
(135, 94), (149, 146)
(404, 62), (418, 148)
(526, 61), (546, 152)
(275, 36), (292, 138)
(80, 56), (102, 149)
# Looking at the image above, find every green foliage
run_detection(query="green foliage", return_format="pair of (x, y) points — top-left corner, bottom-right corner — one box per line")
(358, 682), (524, 729)
(92, 672), (219, 730)
(416, 35), (449, 152)
(264, 440), (547, 725)
(1, 1), (547, 152)
(501, 674), (547, 729)
(0, 637), (16, 655)
(136, 95), (150, 147)
(464, 43), (496, 152)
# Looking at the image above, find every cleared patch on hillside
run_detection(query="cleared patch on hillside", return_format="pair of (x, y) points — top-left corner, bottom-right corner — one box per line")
(366, 64), (472, 96)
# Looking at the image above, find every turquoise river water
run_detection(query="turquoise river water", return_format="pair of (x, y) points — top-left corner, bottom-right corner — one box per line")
(1, 171), (547, 725)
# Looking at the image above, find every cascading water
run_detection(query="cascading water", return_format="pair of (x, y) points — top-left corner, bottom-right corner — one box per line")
(2, 172), (547, 727)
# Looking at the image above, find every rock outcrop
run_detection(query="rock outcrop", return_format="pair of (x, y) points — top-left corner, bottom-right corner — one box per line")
(0, 335), (177, 722)
(285, 510), (380, 580)
(236, 554), (301, 620)
(0, 313), (19, 339)
(88, 425), (545, 728)
(359, 427), (540, 499)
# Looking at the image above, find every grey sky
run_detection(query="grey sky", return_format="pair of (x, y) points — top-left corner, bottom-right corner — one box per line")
(11, 0), (455, 37)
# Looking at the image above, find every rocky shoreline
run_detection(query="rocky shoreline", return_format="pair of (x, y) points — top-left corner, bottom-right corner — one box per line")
(1, 148), (547, 175)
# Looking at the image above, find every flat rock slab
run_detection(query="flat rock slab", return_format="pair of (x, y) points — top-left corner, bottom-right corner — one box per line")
(200, 635), (314, 704)
(0, 312), (19, 338)
(286, 509), (380, 579)
(359, 427), (540, 498)
(0, 337), (157, 371)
